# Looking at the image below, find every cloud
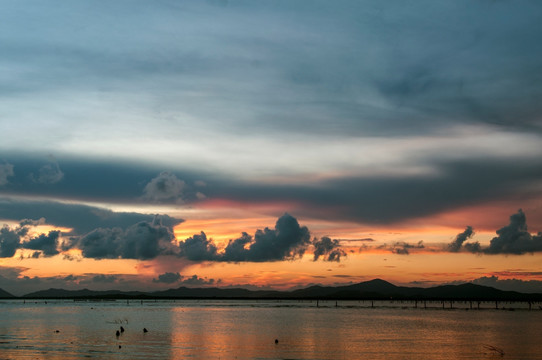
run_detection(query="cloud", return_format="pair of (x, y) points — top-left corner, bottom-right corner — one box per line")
(312, 236), (346, 262)
(30, 158), (64, 184)
(391, 241), (425, 255)
(77, 228), (123, 259)
(178, 232), (219, 261)
(378, 241), (425, 255)
(0, 0), (540, 212)
(484, 209), (542, 254)
(464, 241), (482, 253)
(207, 158), (542, 225)
(153, 272), (182, 284)
(143, 172), (186, 202)
(78, 220), (177, 260)
(0, 221), (37, 258)
(177, 214), (311, 262)
(0, 163), (14, 186)
(19, 218), (46, 227)
(0, 225), (21, 258)
(152, 272), (216, 286)
(450, 210), (542, 255)
(21, 230), (61, 257)
(221, 213), (311, 262)
(448, 226), (475, 252)
(180, 275), (216, 286)
(142, 171), (207, 203)
(0, 197), (183, 235)
(2, 154), (542, 228)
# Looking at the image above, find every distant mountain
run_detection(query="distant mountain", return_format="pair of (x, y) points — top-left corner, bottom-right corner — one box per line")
(152, 286), (282, 299)
(20, 279), (542, 301)
(23, 288), (146, 299)
(290, 278), (421, 299)
(0, 288), (15, 298)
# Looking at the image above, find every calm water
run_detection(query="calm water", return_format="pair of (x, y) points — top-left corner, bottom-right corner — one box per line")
(0, 299), (541, 359)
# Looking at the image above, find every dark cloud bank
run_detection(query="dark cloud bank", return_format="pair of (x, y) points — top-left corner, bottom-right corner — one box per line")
(178, 213), (342, 262)
(2, 155), (542, 229)
(0, 203), (345, 262)
(0, 197), (183, 259)
(1, 195), (540, 262)
(448, 209), (542, 255)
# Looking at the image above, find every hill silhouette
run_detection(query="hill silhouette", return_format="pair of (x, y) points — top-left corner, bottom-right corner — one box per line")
(19, 279), (542, 301)
(0, 288), (15, 298)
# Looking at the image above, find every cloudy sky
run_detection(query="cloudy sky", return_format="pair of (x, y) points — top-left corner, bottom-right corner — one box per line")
(1, 0), (542, 296)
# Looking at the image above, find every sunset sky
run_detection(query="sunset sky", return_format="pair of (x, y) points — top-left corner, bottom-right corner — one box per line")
(1, 1), (542, 296)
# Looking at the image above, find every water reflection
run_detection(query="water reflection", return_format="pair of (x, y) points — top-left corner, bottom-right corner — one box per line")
(0, 300), (541, 359)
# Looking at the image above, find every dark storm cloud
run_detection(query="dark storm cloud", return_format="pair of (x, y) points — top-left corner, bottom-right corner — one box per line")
(178, 232), (219, 261)
(208, 158), (542, 224)
(0, 197), (183, 235)
(221, 213), (311, 262)
(181, 275), (216, 286)
(450, 210), (542, 255)
(464, 242), (482, 254)
(153, 272), (182, 284)
(221, 232), (252, 262)
(0, 155), (206, 205)
(79, 220), (177, 260)
(484, 210), (542, 255)
(2, 152), (542, 227)
(312, 236), (346, 262)
(178, 214), (311, 262)
(21, 230), (61, 257)
(0, 225), (21, 258)
(448, 226), (475, 252)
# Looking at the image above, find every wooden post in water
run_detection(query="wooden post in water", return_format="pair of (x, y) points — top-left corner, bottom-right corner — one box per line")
(371, 300), (374, 308)
(469, 301), (472, 309)
(495, 301), (498, 310)
(450, 301), (453, 309)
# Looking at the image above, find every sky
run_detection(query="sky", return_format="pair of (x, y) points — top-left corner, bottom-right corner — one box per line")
(1, 0), (542, 296)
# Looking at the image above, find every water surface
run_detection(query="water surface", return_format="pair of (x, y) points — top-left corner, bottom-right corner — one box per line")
(0, 300), (540, 359)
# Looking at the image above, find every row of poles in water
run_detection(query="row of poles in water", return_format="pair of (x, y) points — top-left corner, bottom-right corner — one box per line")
(315, 299), (541, 310)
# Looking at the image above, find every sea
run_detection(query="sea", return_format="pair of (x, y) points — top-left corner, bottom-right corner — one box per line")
(0, 299), (541, 359)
